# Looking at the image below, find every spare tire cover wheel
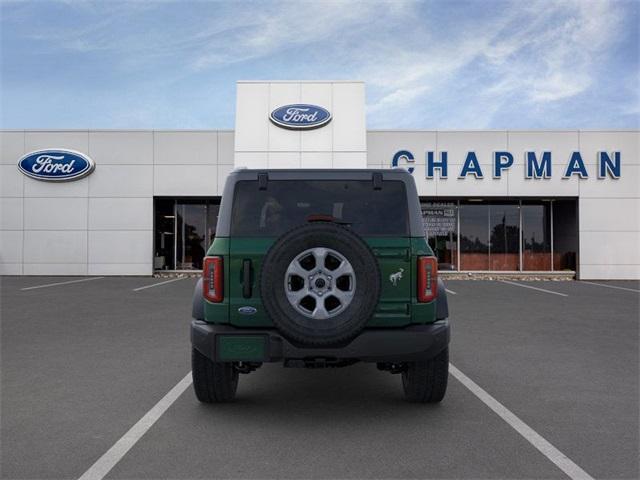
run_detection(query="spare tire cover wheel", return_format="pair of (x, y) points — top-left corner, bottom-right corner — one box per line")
(260, 223), (381, 346)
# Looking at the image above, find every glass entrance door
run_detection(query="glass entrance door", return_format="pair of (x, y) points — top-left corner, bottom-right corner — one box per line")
(154, 200), (176, 270)
(459, 200), (520, 270)
(176, 203), (207, 270)
(154, 198), (220, 271)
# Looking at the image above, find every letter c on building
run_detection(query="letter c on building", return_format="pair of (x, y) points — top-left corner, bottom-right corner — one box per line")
(392, 150), (414, 174)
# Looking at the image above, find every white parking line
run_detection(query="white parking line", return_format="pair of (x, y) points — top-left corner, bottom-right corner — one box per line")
(77, 372), (193, 480)
(21, 277), (104, 291)
(499, 280), (568, 297)
(445, 288), (457, 295)
(450, 364), (594, 480)
(133, 277), (185, 291)
(580, 281), (640, 293)
(80, 364), (596, 480)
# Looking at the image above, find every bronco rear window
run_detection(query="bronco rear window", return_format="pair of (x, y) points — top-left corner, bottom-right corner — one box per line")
(230, 180), (409, 236)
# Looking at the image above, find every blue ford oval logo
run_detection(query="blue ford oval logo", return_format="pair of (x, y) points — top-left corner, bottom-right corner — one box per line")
(17, 149), (95, 182)
(270, 104), (331, 130)
(238, 306), (257, 315)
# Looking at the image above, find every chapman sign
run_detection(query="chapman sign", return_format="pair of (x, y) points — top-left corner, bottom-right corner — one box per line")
(392, 150), (621, 179)
(17, 149), (95, 181)
(270, 104), (331, 130)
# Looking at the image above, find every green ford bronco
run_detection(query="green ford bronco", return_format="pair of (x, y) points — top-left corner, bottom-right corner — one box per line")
(191, 168), (450, 403)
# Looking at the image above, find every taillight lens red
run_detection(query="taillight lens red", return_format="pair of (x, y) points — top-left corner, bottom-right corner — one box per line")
(203, 256), (223, 303)
(417, 256), (438, 303)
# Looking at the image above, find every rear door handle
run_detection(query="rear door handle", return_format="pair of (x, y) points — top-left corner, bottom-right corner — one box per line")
(242, 259), (252, 298)
(373, 249), (410, 260)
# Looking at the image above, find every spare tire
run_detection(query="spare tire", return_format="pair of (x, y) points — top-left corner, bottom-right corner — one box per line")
(260, 222), (381, 347)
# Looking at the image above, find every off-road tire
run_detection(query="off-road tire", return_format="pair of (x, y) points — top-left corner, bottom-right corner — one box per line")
(192, 348), (238, 403)
(402, 347), (449, 403)
(260, 222), (381, 347)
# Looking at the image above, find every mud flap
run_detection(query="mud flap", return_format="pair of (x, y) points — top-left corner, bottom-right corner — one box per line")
(435, 278), (449, 320)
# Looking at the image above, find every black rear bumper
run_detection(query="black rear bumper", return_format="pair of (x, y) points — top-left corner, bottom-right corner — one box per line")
(191, 320), (450, 364)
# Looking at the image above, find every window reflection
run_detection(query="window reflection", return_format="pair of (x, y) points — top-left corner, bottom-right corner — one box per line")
(522, 201), (552, 271)
(553, 200), (578, 270)
(489, 203), (520, 270)
(460, 202), (489, 270)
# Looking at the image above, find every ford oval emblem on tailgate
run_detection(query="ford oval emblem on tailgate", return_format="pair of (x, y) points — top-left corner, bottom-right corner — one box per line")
(270, 104), (331, 130)
(238, 306), (257, 315)
(17, 149), (95, 182)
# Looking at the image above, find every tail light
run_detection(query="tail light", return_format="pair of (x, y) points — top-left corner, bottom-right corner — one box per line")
(417, 256), (438, 303)
(203, 256), (223, 303)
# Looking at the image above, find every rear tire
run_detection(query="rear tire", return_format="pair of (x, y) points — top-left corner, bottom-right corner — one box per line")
(402, 347), (449, 403)
(192, 348), (238, 403)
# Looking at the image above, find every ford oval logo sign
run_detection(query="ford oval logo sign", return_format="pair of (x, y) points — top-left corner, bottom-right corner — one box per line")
(17, 149), (95, 182)
(270, 104), (331, 130)
(238, 306), (257, 315)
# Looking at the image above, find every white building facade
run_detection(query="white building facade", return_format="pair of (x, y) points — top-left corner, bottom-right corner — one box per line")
(1, 81), (638, 279)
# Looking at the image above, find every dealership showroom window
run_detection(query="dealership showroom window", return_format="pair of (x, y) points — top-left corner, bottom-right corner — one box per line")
(422, 198), (578, 271)
(151, 197), (577, 273)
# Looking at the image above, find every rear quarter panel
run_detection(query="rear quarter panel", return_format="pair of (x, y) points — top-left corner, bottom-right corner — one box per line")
(366, 237), (412, 327)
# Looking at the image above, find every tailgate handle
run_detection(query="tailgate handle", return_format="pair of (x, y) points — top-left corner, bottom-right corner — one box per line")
(242, 259), (252, 298)
(373, 249), (410, 260)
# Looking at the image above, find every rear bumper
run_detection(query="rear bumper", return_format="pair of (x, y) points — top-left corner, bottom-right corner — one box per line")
(191, 320), (450, 363)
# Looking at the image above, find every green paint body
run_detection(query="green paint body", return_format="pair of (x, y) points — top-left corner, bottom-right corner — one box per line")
(203, 236), (436, 327)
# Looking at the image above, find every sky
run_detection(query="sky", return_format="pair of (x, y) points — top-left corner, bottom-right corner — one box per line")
(1, 0), (638, 129)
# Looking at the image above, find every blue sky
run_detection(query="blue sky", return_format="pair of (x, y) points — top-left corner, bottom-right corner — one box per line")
(1, 0), (638, 129)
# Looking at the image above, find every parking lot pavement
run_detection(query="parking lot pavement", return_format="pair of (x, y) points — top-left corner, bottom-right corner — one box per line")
(105, 364), (564, 480)
(445, 280), (639, 480)
(1, 277), (638, 479)
(1, 276), (198, 480)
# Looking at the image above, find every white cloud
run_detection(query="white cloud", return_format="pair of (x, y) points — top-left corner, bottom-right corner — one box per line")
(3, 0), (635, 128)
(189, 1), (415, 71)
(363, 0), (627, 126)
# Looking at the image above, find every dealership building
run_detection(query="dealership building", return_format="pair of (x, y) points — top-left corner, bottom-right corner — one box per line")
(1, 81), (638, 279)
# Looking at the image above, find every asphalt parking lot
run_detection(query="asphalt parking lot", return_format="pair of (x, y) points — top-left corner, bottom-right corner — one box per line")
(1, 276), (638, 480)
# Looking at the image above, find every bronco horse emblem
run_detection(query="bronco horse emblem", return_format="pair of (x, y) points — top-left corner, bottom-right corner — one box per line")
(389, 268), (404, 286)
